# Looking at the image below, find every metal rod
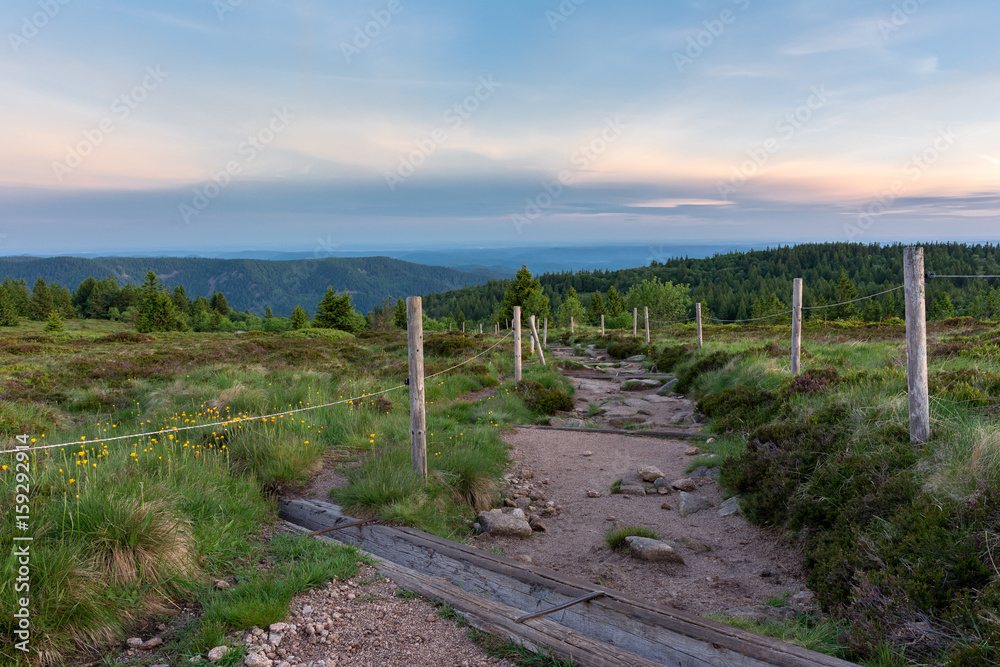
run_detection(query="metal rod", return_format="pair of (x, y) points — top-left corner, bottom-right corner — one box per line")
(514, 591), (606, 624)
(307, 518), (379, 537)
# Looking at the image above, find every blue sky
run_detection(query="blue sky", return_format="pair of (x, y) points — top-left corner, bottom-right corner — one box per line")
(2, 0), (999, 255)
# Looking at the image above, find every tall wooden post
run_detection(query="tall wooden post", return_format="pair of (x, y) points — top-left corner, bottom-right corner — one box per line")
(601, 314), (605, 337)
(406, 297), (427, 479)
(644, 307), (650, 344)
(513, 306), (522, 386)
(571, 316), (575, 334)
(696, 302), (704, 349)
(633, 308), (638, 337)
(529, 315), (545, 365)
(904, 247), (930, 443)
(530, 318), (535, 354)
(543, 318), (548, 347)
(791, 279), (803, 375)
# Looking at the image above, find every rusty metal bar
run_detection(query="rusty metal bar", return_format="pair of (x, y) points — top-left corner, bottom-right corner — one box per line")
(514, 591), (606, 624)
(307, 518), (378, 537)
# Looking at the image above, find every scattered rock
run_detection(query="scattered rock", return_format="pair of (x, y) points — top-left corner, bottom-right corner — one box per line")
(678, 492), (714, 517)
(528, 515), (547, 532)
(706, 437), (716, 444)
(244, 653), (272, 667)
(606, 516), (616, 521)
(718, 496), (741, 517)
(665, 536), (711, 553)
(582, 451), (593, 457)
(638, 465), (665, 482)
(657, 487), (671, 495)
(624, 536), (685, 564)
(586, 489), (602, 498)
(476, 510), (533, 537)
(564, 418), (584, 428)
(791, 590), (815, 605)
(548, 417), (566, 427)
(657, 378), (680, 395)
(684, 447), (700, 456)
(208, 646), (230, 661)
(521, 469), (534, 480)
(513, 554), (536, 565)
(214, 579), (231, 590)
(661, 502), (672, 510)
(652, 477), (667, 487)
(670, 478), (697, 492)
(622, 398), (651, 408)
(689, 465), (721, 480)
(126, 638), (143, 648)
(619, 483), (648, 496)
(139, 638), (163, 650)
(514, 496), (532, 510)
(626, 355), (646, 362)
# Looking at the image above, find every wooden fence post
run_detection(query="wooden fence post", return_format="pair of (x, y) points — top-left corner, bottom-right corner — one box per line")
(601, 314), (605, 337)
(696, 303), (703, 349)
(904, 247), (930, 443)
(530, 317), (535, 354)
(530, 315), (546, 365)
(571, 316), (575, 334)
(406, 297), (427, 479)
(791, 278), (803, 375)
(543, 318), (548, 347)
(644, 307), (650, 344)
(513, 306), (522, 386)
(633, 308), (638, 337)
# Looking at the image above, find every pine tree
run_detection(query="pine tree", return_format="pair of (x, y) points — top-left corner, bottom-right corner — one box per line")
(0, 289), (19, 326)
(499, 265), (549, 321)
(30, 278), (52, 320)
(210, 290), (229, 315)
(393, 298), (407, 329)
(264, 305), (274, 319)
(831, 271), (859, 320)
(314, 287), (361, 331)
(556, 291), (586, 326)
(172, 285), (190, 314)
(43, 310), (64, 333)
(135, 271), (187, 333)
(606, 285), (625, 316)
(588, 290), (605, 324)
(290, 305), (309, 330)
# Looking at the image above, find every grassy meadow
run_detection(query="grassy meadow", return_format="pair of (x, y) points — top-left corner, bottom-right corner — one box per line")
(0, 320), (569, 665)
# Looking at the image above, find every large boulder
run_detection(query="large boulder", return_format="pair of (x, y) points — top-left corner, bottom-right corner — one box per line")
(624, 536), (685, 564)
(678, 492), (714, 517)
(638, 465), (665, 482)
(477, 509), (532, 537)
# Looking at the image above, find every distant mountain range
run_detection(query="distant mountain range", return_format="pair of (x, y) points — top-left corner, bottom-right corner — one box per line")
(0, 255), (504, 316)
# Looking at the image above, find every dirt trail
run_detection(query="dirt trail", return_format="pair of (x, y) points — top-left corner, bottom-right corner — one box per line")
(473, 345), (811, 617)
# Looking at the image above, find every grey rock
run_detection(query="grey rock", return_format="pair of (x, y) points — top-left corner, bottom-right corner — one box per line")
(586, 489), (602, 498)
(268, 632), (282, 647)
(127, 638), (144, 648)
(621, 379), (662, 391)
(626, 354), (646, 362)
(718, 496), (742, 517)
(653, 477), (667, 487)
(513, 554), (536, 565)
(624, 536), (685, 564)
(678, 492), (714, 516)
(657, 487), (671, 495)
(528, 515), (547, 532)
(665, 536), (711, 553)
(548, 417), (566, 427)
(244, 654), (272, 667)
(619, 483), (648, 496)
(564, 418), (584, 427)
(477, 510), (533, 537)
(690, 466), (721, 480)
(670, 478), (697, 492)
(637, 465), (665, 482)
(139, 638), (163, 650)
(622, 398), (651, 408)
(214, 579), (231, 590)
(514, 496), (532, 510)
(208, 646), (230, 661)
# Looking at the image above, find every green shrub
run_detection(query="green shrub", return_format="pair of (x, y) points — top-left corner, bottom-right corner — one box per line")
(697, 386), (781, 433)
(655, 344), (691, 372)
(675, 350), (741, 394)
(423, 332), (479, 357)
(605, 525), (659, 551)
(788, 367), (841, 395)
(516, 379), (572, 414)
(606, 338), (644, 359)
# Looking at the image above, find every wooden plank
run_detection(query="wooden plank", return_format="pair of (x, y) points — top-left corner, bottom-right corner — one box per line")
(513, 425), (714, 440)
(280, 500), (858, 667)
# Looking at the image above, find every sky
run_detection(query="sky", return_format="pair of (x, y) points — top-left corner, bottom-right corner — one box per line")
(1, 0), (999, 256)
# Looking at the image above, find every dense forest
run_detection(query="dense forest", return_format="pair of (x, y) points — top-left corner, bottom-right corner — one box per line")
(422, 242), (1000, 323)
(0, 255), (498, 316)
